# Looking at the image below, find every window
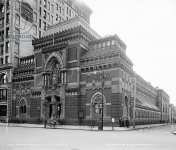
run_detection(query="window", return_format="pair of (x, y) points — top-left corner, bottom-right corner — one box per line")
(6, 14), (9, 24)
(5, 42), (9, 53)
(0, 89), (7, 101)
(15, 1), (20, 11)
(32, 25), (37, 35)
(69, 10), (71, 17)
(43, 21), (46, 31)
(56, 3), (59, 10)
(33, 12), (37, 22)
(56, 14), (58, 21)
(14, 42), (19, 55)
(48, 1), (50, 10)
(51, 4), (54, 13)
(43, 10), (47, 19)
(6, 28), (9, 38)
(59, 6), (62, 13)
(15, 28), (20, 40)
(20, 105), (26, 114)
(0, 19), (2, 27)
(0, 58), (3, 65)
(39, 31), (41, 38)
(51, 15), (53, 24)
(43, 0), (47, 8)
(15, 14), (20, 26)
(0, 45), (3, 55)
(39, 19), (41, 28)
(67, 7), (69, 14)
(5, 56), (9, 64)
(0, 31), (4, 42)
(39, 7), (42, 16)
(47, 12), (50, 21)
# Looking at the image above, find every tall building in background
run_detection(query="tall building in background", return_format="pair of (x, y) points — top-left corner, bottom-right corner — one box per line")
(0, 0), (91, 122)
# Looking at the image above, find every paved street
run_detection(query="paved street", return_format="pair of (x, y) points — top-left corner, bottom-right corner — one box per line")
(0, 125), (176, 150)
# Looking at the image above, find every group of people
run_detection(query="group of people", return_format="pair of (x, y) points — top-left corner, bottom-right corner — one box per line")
(119, 117), (130, 128)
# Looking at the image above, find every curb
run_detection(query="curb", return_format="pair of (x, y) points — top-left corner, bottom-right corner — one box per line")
(0, 123), (168, 131)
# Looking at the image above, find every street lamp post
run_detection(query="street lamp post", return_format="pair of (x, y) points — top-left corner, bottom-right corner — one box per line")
(99, 71), (105, 131)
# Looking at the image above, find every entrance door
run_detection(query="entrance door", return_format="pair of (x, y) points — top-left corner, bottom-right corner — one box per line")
(0, 105), (7, 116)
(49, 104), (52, 118)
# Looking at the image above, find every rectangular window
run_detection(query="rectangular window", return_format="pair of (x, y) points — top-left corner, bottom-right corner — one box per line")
(15, 28), (20, 40)
(0, 19), (2, 27)
(56, 14), (58, 21)
(43, 21), (46, 31)
(5, 56), (9, 64)
(39, 7), (42, 16)
(67, 48), (77, 61)
(39, 19), (41, 28)
(39, 31), (41, 38)
(5, 42), (9, 53)
(51, 15), (53, 24)
(43, 10), (47, 19)
(15, 1), (20, 11)
(69, 10), (71, 17)
(0, 31), (4, 42)
(51, 4), (54, 13)
(6, 28), (9, 38)
(43, 0), (47, 8)
(47, 12), (50, 21)
(0, 58), (3, 65)
(59, 6), (62, 13)
(32, 25), (37, 35)
(67, 7), (69, 14)
(14, 42), (19, 55)
(6, 13), (9, 24)
(15, 14), (20, 26)
(0, 45), (3, 55)
(33, 12), (37, 22)
(56, 3), (59, 10)
(48, 1), (50, 10)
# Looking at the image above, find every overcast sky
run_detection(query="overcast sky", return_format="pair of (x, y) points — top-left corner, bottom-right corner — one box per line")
(82, 0), (176, 105)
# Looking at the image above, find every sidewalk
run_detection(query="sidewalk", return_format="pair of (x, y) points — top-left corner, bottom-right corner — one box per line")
(0, 122), (167, 131)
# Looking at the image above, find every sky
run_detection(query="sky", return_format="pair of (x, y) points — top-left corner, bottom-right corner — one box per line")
(81, 0), (176, 105)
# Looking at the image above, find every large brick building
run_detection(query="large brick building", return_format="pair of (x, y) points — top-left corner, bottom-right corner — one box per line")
(0, 0), (175, 126)
(0, 0), (91, 122)
(8, 16), (172, 126)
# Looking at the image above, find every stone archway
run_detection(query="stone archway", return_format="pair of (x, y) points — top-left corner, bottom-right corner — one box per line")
(16, 98), (28, 120)
(44, 53), (64, 89)
(90, 92), (106, 120)
(44, 95), (63, 120)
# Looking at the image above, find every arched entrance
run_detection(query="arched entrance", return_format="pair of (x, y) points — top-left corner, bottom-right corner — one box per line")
(43, 53), (65, 121)
(44, 95), (63, 120)
(90, 92), (106, 120)
(16, 98), (28, 120)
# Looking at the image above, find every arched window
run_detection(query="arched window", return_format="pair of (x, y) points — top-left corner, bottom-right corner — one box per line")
(0, 73), (8, 84)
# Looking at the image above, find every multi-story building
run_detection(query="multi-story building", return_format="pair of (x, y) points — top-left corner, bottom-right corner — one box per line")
(0, 0), (91, 122)
(9, 15), (171, 126)
(0, 0), (174, 126)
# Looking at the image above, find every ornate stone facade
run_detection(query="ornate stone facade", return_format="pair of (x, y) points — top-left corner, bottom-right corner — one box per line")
(7, 18), (172, 125)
